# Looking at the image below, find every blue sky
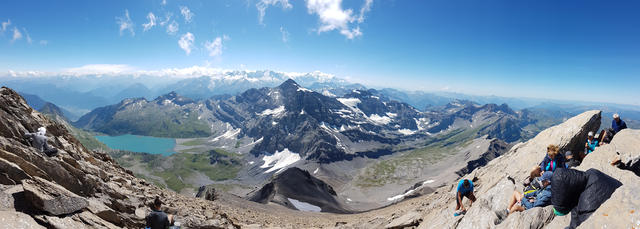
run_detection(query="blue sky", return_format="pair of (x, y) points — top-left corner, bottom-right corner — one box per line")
(1, 0), (639, 105)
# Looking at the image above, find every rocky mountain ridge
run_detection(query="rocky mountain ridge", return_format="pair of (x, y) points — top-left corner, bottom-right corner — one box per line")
(0, 86), (237, 228)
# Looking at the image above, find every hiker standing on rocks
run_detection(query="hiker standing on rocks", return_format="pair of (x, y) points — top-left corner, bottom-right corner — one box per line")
(585, 132), (599, 155)
(551, 168), (622, 228)
(146, 196), (174, 229)
(454, 179), (475, 216)
(24, 126), (58, 157)
(540, 144), (565, 172)
(611, 113), (627, 134)
(496, 172), (553, 221)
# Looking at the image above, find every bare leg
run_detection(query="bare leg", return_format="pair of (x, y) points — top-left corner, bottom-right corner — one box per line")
(509, 205), (525, 215)
(507, 191), (523, 210)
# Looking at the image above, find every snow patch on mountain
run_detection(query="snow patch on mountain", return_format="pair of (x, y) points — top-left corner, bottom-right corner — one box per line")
(368, 114), (392, 125)
(211, 128), (241, 142)
(398, 129), (416, 135)
(288, 198), (322, 212)
(337, 98), (361, 109)
(259, 106), (286, 117)
(260, 148), (301, 173)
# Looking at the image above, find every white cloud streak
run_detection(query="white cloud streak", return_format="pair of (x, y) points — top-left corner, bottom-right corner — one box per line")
(161, 0), (167, 6)
(39, 40), (48, 45)
(142, 12), (157, 31)
(1, 19), (10, 33)
(180, 6), (194, 23)
(306, 0), (372, 39)
(23, 28), (32, 44)
(116, 9), (135, 36)
(179, 32), (195, 55)
(166, 20), (179, 35)
(64, 64), (136, 75)
(280, 26), (289, 43)
(256, 0), (292, 25)
(11, 27), (22, 42)
(204, 35), (229, 57)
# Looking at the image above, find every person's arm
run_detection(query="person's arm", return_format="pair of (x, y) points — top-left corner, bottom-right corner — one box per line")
(457, 191), (464, 211)
(24, 132), (34, 138)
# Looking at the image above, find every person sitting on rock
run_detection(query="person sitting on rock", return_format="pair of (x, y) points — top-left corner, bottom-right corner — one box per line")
(496, 171), (553, 222)
(585, 132), (599, 155)
(24, 127), (58, 157)
(539, 144), (565, 172)
(611, 113), (627, 134)
(597, 128), (613, 145)
(611, 154), (640, 177)
(454, 179), (475, 216)
(523, 165), (543, 192)
(551, 168), (622, 229)
(565, 151), (581, 168)
(146, 196), (174, 229)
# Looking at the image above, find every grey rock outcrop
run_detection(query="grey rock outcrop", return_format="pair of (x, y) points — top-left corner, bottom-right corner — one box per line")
(0, 211), (46, 229)
(196, 185), (218, 201)
(22, 177), (89, 215)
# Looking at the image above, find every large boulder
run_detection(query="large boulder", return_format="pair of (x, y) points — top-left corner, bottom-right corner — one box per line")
(196, 185), (218, 201)
(544, 129), (640, 228)
(22, 177), (89, 215)
(0, 210), (46, 229)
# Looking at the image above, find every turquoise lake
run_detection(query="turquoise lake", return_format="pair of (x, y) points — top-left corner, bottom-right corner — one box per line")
(95, 134), (176, 156)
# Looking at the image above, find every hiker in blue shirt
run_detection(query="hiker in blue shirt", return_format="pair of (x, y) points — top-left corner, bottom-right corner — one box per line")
(611, 113), (627, 134)
(454, 179), (476, 216)
(495, 172), (553, 222)
(585, 132), (599, 155)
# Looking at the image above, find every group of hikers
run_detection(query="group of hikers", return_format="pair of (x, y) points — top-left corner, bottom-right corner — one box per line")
(454, 113), (631, 228)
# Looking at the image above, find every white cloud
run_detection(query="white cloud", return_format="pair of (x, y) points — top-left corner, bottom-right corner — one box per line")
(159, 13), (172, 26)
(180, 6), (194, 23)
(166, 20), (179, 35)
(116, 9), (135, 36)
(22, 28), (33, 44)
(280, 26), (289, 43)
(179, 32), (195, 55)
(142, 12), (157, 31)
(256, 0), (292, 25)
(11, 27), (22, 42)
(306, 0), (372, 39)
(39, 40), (48, 45)
(1, 19), (10, 33)
(204, 35), (229, 57)
(161, 0), (167, 6)
(64, 64), (135, 75)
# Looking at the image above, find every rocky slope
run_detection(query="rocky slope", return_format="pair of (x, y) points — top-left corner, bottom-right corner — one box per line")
(0, 87), (236, 228)
(247, 167), (351, 213)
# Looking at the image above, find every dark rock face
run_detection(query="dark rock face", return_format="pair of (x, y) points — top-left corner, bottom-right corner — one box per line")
(455, 139), (510, 176)
(196, 185), (218, 201)
(248, 167), (350, 213)
(22, 177), (89, 215)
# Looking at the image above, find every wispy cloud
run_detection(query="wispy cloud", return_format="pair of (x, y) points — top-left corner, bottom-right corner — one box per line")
(64, 64), (135, 75)
(306, 0), (373, 39)
(161, 0), (167, 6)
(180, 6), (194, 23)
(166, 20), (179, 35)
(11, 27), (22, 42)
(39, 40), (48, 46)
(179, 32), (195, 55)
(23, 28), (32, 44)
(142, 12), (157, 31)
(280, 26), (289, 43)
(159, 13), (172, 26)
(204, 35), (229, 57)
(256, 0), (292, 25)
(1, 19), (10, 33)
(116, 9), (135, 36)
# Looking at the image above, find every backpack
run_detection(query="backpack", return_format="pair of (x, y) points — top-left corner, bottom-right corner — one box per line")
(523, 176), (543, 196)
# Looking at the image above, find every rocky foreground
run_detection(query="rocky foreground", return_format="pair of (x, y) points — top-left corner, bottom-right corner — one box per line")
(1, 85), (639, 229)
